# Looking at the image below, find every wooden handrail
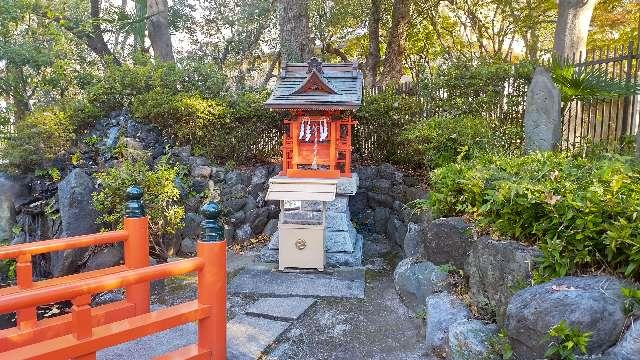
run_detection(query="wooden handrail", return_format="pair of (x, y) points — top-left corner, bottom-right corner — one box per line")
(0, 230), (129, 259)
(0, 258), (204, 314)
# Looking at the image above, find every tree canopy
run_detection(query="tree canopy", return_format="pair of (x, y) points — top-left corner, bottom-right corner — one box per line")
(0, 0), (637, 126)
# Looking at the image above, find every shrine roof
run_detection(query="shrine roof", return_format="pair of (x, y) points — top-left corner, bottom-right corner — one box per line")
(265, 58), (363, 110)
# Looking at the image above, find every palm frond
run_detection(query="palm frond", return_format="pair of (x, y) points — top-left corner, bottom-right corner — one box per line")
(548, 62), (640, 105)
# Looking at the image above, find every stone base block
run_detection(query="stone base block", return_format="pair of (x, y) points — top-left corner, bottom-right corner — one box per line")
(337, 174), (359, 195)
(268, 226), (358, 253)
(259, 234), (363, 268)
(326, 234), (363, 267)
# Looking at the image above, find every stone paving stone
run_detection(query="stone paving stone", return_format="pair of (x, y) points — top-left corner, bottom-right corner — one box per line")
(227, 314), (290, 360)
(228, 265), (365, 299)
(245, 297), (317, 321)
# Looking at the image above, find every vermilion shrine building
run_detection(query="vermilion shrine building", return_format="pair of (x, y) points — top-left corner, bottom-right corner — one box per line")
(265, 58), (362, 179)
(263, 58), (363, 270)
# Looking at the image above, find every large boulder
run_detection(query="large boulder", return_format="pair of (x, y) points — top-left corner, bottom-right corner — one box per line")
(447, 319), (499, 360)
(393, 258), (449, 312)
(0, 194), (15, 242)
(403, 222), (425, 258)
(465, 236), (541, 324)
(523, 67), (562, 152)
(0, 174), (29, 241)
(602, 320), (640, 360)
(423, 217), (473, 269)
(386, 216), (407, 247)
(425, 292), (471, 357)
(53, 169), (99, 276)
(505, 276), (627, 359)
(84, 246), (123, 272)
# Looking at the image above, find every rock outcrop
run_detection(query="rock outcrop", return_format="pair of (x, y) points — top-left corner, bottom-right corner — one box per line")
(505, 276), (627, 359)
(393, 258), (449, 312)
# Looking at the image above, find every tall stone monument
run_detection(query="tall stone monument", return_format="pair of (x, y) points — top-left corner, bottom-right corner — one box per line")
(524, 67), (562, 152)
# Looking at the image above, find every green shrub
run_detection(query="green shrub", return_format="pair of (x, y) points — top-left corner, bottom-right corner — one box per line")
(88, 56), (226, 113)
(421, 59), (533, 121)
(132, 90), (282, 164)
(544, 321), (591, 360)
(427, 152), (640, 281)
(402, 115), (522, 169)
(354, 90), (423, 164)
(1, 107), (75, 172)
(59, 97), (102, 130)
(92, 157), (186, 259)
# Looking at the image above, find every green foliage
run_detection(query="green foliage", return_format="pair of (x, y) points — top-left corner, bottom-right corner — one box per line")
(548, 63), (640, 115)
(486, 329), (514, 360)
(544, 321), (591, 360)
(87, 57), (227, 114)
(0, 240), (16, 283)
(428, 152), (640, 281)
(621, 286), (640, 315)
(92, 157), (186, 257)
(132, 89), (282, 163)
(421, 59), (534, 121)
(354, 90), (423, 164)
(0, 107), (75, 172)
(402, 115), (522, 169)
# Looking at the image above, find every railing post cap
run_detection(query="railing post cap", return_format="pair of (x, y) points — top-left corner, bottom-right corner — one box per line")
(200, 202), (224, 242)
(200, 202), (221, 220)
(125, 186), (145, 218)
(126, 186), (144, 200)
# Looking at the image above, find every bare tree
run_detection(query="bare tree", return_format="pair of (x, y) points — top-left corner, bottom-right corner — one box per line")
(381, 0), (410, 85)
(553, 0), (598, 61)
(366, 0), (382, 88)
(278, 0), (312, 64)
(147, 0), (175, 62)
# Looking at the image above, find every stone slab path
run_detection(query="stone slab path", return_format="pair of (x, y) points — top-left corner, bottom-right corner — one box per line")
(97, 295), (317, 360)
(228, 265), (365, 299)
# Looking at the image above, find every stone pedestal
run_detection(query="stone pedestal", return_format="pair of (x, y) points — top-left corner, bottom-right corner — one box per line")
(260, 175), (363, 267)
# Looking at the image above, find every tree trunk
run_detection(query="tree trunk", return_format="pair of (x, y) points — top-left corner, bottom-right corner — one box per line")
(381, 0), (410, 85)
(278, 0), (312, 64)
(147, 0), (175, 62)
(553, 0), (598, 61)
(133, 0), (147, 53)
(366, 0), (381, 88)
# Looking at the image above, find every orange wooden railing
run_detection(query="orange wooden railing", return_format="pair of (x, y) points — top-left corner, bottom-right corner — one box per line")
(0, 187), (226, 360)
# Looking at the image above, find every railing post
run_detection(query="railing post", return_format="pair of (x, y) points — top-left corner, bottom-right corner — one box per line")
(123, 186), (150, 315)
(16, 254), (36, 330)
(197, 202), (226, 360)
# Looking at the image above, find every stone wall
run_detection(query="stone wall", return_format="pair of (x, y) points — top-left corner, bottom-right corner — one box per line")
(350, 164), (428, 253)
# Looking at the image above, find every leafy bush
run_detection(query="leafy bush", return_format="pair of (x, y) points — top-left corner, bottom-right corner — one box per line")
(621, 286), (640, 315)
(427, 152), (640, 281)
(92, 157), (186, 259)
(88, 56), (227, 113)
(421, 59), (534, 121)
(0, 107), (75, 172)
(544, 320), (591, 360)
(402, 115), (522, 169)
(132, 90), (282, 163)
(354, 90), (423, 164)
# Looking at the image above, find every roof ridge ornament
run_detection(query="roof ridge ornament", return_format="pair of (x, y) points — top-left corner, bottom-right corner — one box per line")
(307, 57), (323, 74)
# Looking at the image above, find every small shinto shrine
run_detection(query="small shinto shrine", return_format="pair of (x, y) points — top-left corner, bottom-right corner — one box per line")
(262, 58), (363, 271)
(265, 58), (361, 179)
